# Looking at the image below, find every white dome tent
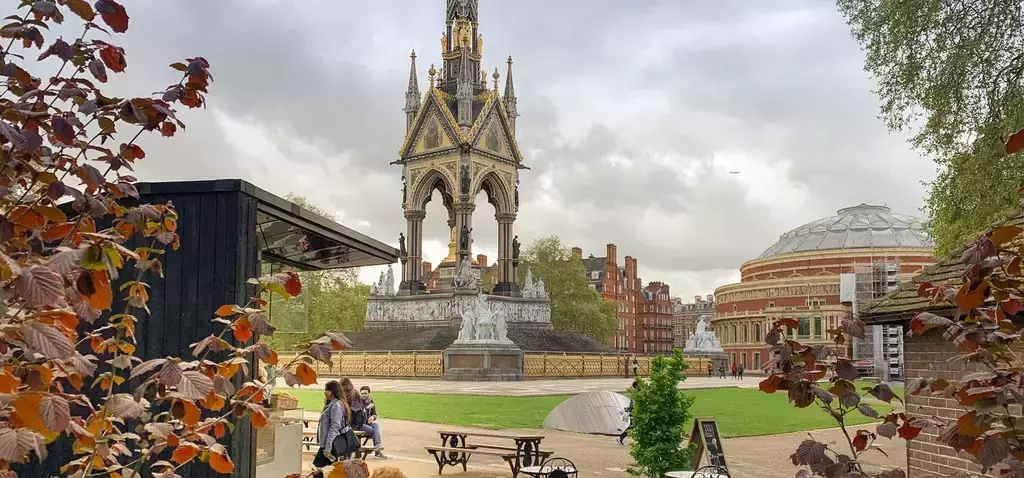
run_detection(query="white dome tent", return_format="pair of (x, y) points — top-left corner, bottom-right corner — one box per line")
(542, 391), (632, 435)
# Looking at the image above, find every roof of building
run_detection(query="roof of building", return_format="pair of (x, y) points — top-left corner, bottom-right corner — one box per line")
(756, 204), (933, 260)
(860, 206), (1024, 323)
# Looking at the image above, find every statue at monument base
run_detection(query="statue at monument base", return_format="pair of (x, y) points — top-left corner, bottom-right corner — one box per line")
(682, 315), (728, 371)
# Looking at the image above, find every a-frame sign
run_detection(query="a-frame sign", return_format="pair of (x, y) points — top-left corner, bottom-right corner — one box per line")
(688, 417), (729, 472)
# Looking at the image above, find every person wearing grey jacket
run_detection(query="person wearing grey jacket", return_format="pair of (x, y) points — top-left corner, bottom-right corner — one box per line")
(314, 380), (350, 470)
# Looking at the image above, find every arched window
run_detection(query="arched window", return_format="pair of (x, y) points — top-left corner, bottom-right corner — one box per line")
(742, 324), (748, 343)
(754, 323), (762, 343)
(731, 325), (737, 344)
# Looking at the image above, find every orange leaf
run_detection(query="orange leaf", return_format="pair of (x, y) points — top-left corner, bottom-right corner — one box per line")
(160, 121), (176, 137)
(98, 46), (127, 73)
(295, 363), (317, 386)
(774, 318), (799, 330)
(265, 350), (279, 366)
(86, 270), (113, 311)
(11, 393), (45, 433)
(182, 400), (201, 426)
(117, 341), (135, 354)
(990, 225), (1022, 246)
(758, 374), (783, 394)
(67, 373), (83, 391)
(167, 433), (180, 447)
(209, 449), (235, 474)
(232, 317), (252, 343)
(217, 362), (241, 380)
(200, 391), (225, 411)
(163, 217), (176, 232)
(171, 443), (198, 464)
(251, 410), (268, 429)
(215, 304), (236, 317)
(0, 366), (21, 393)
(955, 281), (989, 311)
(41, 222), (75, 242)
(10, 206), (44, 229)
(213, 422), (226, 438)
(90, 336), (105, 354)
(1007, 128), (1024, 154)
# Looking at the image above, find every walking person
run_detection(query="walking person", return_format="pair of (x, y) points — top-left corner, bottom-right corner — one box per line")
(706, 362), (712, 377)
(313, 381), (351, 476)
(738, 363), (745, 380)
(731, 362), (737, 379)
(718, 364), (726, 379)
(632, 356), (639, 377)
(617, 381), (639, 445)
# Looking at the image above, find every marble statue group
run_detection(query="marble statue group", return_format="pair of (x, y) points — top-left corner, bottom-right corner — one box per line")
(685, 315), (723, 353)
(455, 294), (511, 344)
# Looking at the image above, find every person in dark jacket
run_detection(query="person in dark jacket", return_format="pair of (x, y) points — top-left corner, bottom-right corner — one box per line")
(313, 381), (350, 472)
(360, 385), (386, 459)
(617, 381), (640, 445)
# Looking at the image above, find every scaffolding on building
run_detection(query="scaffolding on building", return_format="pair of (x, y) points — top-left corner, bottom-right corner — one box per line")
(851, 258), (905, 382)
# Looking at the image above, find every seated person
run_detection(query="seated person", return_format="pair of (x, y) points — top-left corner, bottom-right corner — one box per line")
(360, 385), (386, 459)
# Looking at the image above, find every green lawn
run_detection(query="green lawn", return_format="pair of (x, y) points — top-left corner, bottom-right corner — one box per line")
(284, 386), (895, 438)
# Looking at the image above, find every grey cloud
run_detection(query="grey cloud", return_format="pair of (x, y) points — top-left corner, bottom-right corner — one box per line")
(79, 0), (934, 300)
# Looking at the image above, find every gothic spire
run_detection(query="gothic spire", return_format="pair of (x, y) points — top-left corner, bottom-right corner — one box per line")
(504, 56), (518, 135)
(455, 46), (474, 130)
(404, 50), (421, 132)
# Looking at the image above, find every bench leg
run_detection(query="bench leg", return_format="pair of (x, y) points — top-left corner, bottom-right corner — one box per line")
(429, 451), (445, 475)
(504, 457), (520, 478)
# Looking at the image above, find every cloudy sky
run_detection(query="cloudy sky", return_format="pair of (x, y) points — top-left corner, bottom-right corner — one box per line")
(77, 0), (934, 299)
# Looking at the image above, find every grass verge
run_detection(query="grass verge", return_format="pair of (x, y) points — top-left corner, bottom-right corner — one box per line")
(283, 386), (895, 437)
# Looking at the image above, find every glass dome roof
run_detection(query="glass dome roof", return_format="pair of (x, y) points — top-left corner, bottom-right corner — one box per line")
(756, 204), (933, 260)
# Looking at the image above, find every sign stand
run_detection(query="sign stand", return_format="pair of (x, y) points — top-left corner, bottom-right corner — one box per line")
(688, 417), (728, 472)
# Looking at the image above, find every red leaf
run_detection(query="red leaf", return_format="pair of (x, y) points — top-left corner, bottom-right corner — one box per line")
(50, 116), (76, 145)
(989, 225), (1022, 246)
(1009, 256), (1022, 276)
(160, 121), (176, 137)
(95, 0), (129, 33)
(955, 280), (990, 311)
(758, 374), (783, 394)
(898, 422), (923, 440)
(917, 281), (933, 298)
(1007, 128), (1024, 154)
(852, 431), (869, 452)
(98, 46), (126, 73)
(284, 272), (302, 297)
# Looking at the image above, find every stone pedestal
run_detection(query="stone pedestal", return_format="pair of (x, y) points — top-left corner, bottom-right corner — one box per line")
(683, 350), (729, 373)
(491, 281), (520, 297)
(443, 343), (524, 381)
(398, 280), (426, 295)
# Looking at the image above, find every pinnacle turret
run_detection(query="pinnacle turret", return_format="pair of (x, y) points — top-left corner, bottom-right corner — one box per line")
(404, 50), (421, 132)
(504, 56), (518, 135)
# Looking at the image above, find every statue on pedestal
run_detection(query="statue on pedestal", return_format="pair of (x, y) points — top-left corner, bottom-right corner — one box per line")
(385, 265), (395, 296)
(399, 232), (407, 259)
(376, 271), (385, 295)
(685, 315), (723, 352)
(460, 225), (471, 253)
(460, 164), (471, 195)
(512, 235), (520, 262)
(454, 256), (478, 289)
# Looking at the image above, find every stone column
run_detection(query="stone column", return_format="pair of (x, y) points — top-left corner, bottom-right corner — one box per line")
(399, 209), (426, 295)
(492, 212), (519, 297)
(454, 201), (475, 260)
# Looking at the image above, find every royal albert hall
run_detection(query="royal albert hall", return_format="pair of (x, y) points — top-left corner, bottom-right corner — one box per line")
(711, 204), (934, 372)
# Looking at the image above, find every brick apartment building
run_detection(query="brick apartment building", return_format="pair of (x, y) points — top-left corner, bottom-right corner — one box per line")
(575, 244), (674, 354)
(672, 294), (715, 349)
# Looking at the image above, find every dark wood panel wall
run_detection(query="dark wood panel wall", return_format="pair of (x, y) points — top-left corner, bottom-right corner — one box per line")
(18, 188), (261, 477)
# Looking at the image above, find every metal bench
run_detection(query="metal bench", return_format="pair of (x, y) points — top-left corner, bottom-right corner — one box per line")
(425, 445), (520, 476)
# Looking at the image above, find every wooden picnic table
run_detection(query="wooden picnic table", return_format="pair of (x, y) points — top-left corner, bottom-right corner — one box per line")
(426, 429), (551, 477)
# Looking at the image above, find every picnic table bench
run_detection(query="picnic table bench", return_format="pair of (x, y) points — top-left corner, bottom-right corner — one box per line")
(300, 427), (374, 459)
(425, 430), (552, 477)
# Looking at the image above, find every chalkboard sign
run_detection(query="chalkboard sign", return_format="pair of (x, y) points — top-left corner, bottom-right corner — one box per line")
(689, 417), (728, 472)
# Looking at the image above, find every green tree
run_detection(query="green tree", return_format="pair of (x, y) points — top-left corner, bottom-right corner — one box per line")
(264, 194), (369, 349)
(836, 0), (1024, 257)
(516, 236), (618, 343)
(628, 350), (695, 477)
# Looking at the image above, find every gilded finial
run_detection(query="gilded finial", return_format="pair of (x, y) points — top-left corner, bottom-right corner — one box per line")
(493, 68), (500, 91)
(428, 64), (436, 88)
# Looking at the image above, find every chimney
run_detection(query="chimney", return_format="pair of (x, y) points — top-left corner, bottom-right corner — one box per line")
(606, 243), (617, 265)
(624, 255), (634, 290)
(421, 261), (433, 278)
(707, 294), (714, 303)
(571, 247), (582, 260)
(476, 254), (488, 267)
(631, 258), (640, 291)
(695, 295), (702, 303)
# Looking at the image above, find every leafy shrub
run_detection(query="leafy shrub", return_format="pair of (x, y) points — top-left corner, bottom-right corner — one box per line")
(628, 349), (694, 477)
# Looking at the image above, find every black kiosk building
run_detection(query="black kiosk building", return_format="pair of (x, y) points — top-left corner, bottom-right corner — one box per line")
(23, 179), (398, 477)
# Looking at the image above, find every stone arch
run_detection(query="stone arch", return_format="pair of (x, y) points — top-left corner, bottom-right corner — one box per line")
(474, 169), (513, 215)
(754, 323), (762, 342)
(411, 169), (456, 216)
(742, 324), (748, 343)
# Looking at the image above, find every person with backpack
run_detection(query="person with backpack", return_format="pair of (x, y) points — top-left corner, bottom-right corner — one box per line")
(313, 381), (358, 475)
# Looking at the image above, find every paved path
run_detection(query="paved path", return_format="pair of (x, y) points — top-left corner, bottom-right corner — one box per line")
(278, 375), (761, 396)
(301, 417), (906, 477)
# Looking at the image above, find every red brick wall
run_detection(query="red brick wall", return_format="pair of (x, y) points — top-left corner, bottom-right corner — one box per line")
(904, 331), (983, 477)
